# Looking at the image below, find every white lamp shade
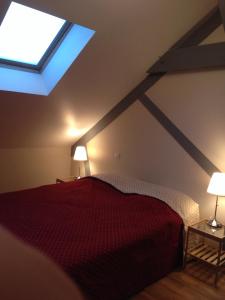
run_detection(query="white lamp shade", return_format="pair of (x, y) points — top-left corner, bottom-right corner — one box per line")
(73, 146), (87, 161)
(207, 172), (225, 196)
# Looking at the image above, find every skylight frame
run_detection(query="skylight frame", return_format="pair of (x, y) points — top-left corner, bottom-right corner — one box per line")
(0, 2), (96, 96)
(0, 20), (72, 72)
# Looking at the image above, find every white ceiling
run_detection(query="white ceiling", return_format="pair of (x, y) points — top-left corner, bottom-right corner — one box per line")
(0, 0), (217, 148)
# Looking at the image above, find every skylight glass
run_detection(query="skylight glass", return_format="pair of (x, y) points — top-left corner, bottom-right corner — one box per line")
(0, 1), (66, 66)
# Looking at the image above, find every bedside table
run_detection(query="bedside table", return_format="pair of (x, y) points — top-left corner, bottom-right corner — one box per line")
(56, 176), (78, 183)
(184, 220), (225, 286)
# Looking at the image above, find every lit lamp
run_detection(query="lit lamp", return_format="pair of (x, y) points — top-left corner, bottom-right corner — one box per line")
(207, 172), (225, 228)
(73, 145), (88, 178)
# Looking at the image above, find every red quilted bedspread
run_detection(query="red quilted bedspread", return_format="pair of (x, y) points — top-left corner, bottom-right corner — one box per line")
(0, 177), (183, 300)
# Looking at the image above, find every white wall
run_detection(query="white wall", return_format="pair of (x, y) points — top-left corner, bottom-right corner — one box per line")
(0, 147), (71, 193)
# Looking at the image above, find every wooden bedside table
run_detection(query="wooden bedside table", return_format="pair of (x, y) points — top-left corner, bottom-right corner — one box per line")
(56, 176), (78, 183)
(184, 220), (225, 286)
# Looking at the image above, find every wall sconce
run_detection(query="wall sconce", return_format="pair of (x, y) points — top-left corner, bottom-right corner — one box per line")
(73, 145), (88, 178)
(207, 172), (225, 228)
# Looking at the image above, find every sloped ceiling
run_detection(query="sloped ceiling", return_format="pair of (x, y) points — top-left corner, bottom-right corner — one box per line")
(0, 0), (217, 148)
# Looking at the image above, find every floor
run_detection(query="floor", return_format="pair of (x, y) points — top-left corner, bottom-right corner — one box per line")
(132, 260), (225, 300)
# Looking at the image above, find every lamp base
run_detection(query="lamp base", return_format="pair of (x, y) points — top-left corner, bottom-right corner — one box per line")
(207, 219), (222, 228)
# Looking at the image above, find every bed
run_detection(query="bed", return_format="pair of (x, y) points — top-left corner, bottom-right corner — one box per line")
(0, 175), (199, 300)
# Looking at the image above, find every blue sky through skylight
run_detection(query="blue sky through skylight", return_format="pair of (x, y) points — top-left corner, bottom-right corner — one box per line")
(0, 1), (66, 65)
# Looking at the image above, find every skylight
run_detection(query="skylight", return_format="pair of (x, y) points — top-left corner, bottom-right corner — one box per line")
(0, 1), (67, 68)
(0, 2), (95, 96)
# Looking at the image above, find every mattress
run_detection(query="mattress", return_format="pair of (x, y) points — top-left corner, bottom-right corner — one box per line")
(0, 176), (185, 300)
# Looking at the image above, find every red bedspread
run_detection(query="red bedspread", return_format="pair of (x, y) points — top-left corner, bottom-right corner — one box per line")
(0, 177), (183, 299)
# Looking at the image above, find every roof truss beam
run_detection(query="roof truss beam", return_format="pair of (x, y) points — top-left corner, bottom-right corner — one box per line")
(71, 6), (222, 171)
(147, 7), (221, 74)
(72, 7), (221, 154)
(150, 42), (225, 74)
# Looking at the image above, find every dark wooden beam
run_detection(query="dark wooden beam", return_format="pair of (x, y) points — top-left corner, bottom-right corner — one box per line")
(139, 94), (220, 176)
(148, 6), (221, 73)
(71, 7), (220, 156)
(219, 0), (225, 31)
(150, 42), (225, 73)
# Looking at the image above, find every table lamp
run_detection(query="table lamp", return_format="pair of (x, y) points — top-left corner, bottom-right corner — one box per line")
(207, 172), (225, 228)
(73, 145), (88, 178)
